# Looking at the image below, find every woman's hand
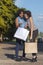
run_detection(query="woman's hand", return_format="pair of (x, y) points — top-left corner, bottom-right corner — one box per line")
(30, 36), (32, 40)
(30, 36), (33, 42)
(19, 23), (22, 26)
(24, 24), (28, 29)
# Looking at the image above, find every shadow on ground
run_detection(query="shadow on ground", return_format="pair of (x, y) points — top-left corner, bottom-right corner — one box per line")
(5, 54), (31, 62)
(5, 54), (15, 60)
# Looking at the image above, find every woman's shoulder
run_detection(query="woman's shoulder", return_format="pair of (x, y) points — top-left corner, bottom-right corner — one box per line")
(15, 16), (19, 20)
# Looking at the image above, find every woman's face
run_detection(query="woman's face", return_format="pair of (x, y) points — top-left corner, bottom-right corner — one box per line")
(19, 12), (24, 18)
(24, 14), (28, 19)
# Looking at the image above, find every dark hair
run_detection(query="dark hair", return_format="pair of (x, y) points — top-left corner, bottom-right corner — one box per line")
(24, 10), (32, 18)
(17, 9), (24, 16)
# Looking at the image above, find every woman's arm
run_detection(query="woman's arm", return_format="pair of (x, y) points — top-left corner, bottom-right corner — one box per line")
(29, 17), (34, 39)
(15, 18), (19, 28)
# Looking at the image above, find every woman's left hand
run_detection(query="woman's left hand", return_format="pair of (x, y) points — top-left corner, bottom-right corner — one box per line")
(24, 24), (28, 29)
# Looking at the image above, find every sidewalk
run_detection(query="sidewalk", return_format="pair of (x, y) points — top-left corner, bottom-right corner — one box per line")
(0, 42), (43, 65)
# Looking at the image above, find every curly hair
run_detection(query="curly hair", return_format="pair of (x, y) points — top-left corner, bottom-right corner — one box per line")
(17, 9), (24, 16)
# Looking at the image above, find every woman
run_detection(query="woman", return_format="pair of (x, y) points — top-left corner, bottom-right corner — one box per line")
(24, 10), (38, 62)
(15, 9), (27, 60)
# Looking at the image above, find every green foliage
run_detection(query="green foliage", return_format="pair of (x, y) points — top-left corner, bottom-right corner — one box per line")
(0, 0), (19, 39)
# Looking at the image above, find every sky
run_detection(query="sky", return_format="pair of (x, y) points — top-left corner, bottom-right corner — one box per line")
(15, 0), (43, 32)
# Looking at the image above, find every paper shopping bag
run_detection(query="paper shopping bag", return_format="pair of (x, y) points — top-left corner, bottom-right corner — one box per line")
(25, 42), (38, 53)
(14, 27), (29, 41)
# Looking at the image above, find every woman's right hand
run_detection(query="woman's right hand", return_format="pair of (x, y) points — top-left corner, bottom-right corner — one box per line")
(19, 23), (22, 26)
(30, 36), (33, 42)
(30, 36), (32, 40)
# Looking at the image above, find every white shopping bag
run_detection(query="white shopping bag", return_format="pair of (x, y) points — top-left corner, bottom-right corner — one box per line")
(14, 27), (29, 41)
(25, 42), (38, 53)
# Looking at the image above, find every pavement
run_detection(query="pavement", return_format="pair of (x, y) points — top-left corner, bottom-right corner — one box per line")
(0, 41), (43, 65)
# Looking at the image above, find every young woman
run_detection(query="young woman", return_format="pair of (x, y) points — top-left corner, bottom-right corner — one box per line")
(24, 10), (38, 62)
(15, 9), (27, 60)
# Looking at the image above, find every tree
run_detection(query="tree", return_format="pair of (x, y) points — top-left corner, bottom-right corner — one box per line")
(0, 0), (19, 40)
